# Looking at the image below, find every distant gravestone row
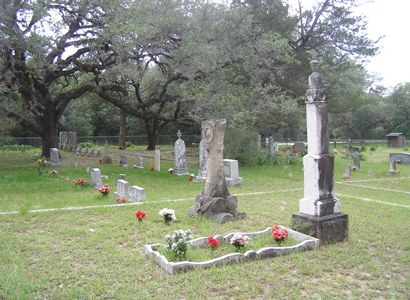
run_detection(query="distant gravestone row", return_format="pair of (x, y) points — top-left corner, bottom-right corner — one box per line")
(75, 147), (101, 157)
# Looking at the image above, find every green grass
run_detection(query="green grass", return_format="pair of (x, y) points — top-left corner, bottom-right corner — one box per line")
(0, 147), (409, 299)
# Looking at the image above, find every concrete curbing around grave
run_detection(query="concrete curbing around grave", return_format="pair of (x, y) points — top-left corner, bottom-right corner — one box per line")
(144, 226), (319, 274)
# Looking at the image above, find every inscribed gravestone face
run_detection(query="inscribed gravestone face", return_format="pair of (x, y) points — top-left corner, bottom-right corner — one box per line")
(90, 168), (103, 189)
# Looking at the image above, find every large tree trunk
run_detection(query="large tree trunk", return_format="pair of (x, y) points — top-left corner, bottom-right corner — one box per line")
(118, 109), (127, 149)
(145, 119), (161, 150)
(39, 109), (60, 158)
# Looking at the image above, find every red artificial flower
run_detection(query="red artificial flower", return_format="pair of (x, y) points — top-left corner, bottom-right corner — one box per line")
(75, 178), (86, 186)
(207, 237), (219, 250)
(271, 225), (288, 243)
(99, 159), (103, 164)
(86, 154), (91, 157)
(150, 167), (155, 171)
(188, 176), (193, 181)
(135, 210), (146, 222)
(98, 184), (110, 196)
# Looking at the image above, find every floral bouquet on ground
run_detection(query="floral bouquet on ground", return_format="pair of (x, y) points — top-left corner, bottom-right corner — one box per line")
(164, 229), (193, 261)
(135, 210), (146, 223)
(159, 208), (176, 225)
(271, 225), (288, 245)
(115, 196), (127, 203)
(207, 237), (220, 252)
(98, 184), (110, 197)
(75, 178), (87, 187)
(230, 233), (250, 251)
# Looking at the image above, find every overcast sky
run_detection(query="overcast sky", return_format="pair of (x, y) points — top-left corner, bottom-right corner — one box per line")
(287, 0), (409, 88)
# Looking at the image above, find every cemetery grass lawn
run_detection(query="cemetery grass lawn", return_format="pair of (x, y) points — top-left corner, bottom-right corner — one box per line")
(0, 147), (409, 299)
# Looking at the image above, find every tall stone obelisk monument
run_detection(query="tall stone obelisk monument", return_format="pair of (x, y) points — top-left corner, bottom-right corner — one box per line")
(292, 60), (348, 242)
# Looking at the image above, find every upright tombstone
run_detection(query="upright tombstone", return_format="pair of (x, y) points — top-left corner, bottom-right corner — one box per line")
(130, 186), (145, 202)
(256, 134), (262, 150)
(102, 140), (112, 164)
(154, 146), (160, 171)
(119, 154), (127, 165)
(388, 159), (399, 174)
(173, 130), (189, 175)
(90, 168), (103, 189)
(292, 60), (348, 243)
(188, 119), (246, 223)
(48, 148), (62, 168)
(223, 159), (243, 186)
(344, 163), (351, 179)
(136, 156), (144, 169)
(196, 137), (208, 181)
(352, 152), (361, 170)
(114, 179), (130, 197)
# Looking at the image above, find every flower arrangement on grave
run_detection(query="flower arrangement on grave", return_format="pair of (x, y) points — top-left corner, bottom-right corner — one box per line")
(188, 174), (195, 181)
(98, 159), (103, 164)
(168, 168), (174, 174)
(135, 210), (146, 222)
(159, 208), (176, 225)
(150, 167), (155, 171)
(115, 196), (127, 203)
(48, 170), (58, 175)
(98, 184), (110, 197)
(75, 178), (87, 187)
(271, 225), (288, 245)
(207, 237), (219, 251)
(230, 233), (250, 251)
(164, 229), (192, 261)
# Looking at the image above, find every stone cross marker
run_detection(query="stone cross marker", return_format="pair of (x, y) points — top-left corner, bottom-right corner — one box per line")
(188, 119), (246, 223)
(173, 130), (189, 175)
(292, 60), (348, 243)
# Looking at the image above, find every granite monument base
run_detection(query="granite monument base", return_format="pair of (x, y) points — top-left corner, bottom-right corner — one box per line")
(292, 212), (348, 243)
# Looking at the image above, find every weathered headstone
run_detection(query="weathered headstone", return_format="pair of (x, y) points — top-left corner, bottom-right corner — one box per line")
(389, 152), (410, 164)
(90, 168), (103, 189)
(154, 146), (160, 171)
(48, 148), (62, 168)
(293, 142), (307, 152)
(114, 179), (130, 197)
(94, 149), (101, 157)
(344, 163), (351, 178)
(223, 159), (243, 186)
(388, 159), (399, 174)
(267, 136), (278, 159)
(136, 156), (144, 169)
(256, 134), (262, 150)
(102, 140), (112, 164)
(196, 139), (208, 181)
(188, 119), (246, 223)
(119, 154), (127, 165)
(292, 60), (348, 243)
(173, 130), (189, 175)
(352, 152), (360, 170)
(130, 185), (145, 202)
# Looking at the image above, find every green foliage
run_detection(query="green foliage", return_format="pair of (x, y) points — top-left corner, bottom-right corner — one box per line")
(77, 142), (95, 148)
(0, 144), (33, 152)
(369, 145), (377, 151)
(360, 145), (367, 152)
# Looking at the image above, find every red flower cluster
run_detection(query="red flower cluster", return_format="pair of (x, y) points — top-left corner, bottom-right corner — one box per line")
(135, 210), (146, 222)
(207, 237), (219, 250)
(99, 159), (103, 164)
(116, 196), (127, 203)
(75, 178), (86, 186)
(150, 167), (155, 171)
(271, 225), (288, 244)
(98, 184), (110, 196)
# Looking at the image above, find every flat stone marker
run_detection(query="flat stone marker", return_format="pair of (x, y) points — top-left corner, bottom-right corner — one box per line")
(130, 185), (145, 202)
(90, 168), (103, 189)
(114, 179), (130, 197)
(223, 159), (243, 186)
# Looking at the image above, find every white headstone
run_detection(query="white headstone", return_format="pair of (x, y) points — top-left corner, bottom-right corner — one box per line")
(130, 185), (145, 202)
(114, 179), (130, 197)
(90, 168), (103, 189)
(223, 159), (243, 186)
(155, 146), (160, 171)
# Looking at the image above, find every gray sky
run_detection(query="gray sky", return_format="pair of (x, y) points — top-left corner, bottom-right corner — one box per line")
(287, 0), (409, 88)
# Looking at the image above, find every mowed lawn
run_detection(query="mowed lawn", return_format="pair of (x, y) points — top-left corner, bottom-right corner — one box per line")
(0, 147), (409, 299)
